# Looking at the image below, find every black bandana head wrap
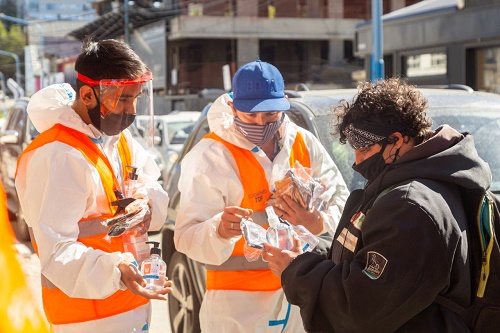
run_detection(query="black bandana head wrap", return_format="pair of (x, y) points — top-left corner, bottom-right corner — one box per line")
(343, 119), (403, 149)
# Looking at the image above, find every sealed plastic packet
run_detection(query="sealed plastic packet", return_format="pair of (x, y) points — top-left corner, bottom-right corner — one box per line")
(102, 199), (151, 264)
(240, 218), (267, 262)
(268, 160), (325, 211)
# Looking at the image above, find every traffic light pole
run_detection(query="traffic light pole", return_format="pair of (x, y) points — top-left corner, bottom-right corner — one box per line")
(370, 0), (384, 81)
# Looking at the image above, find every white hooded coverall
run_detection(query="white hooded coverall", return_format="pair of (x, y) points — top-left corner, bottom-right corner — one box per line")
(174, 93), (349, 332)
(15, 84), (169, 333)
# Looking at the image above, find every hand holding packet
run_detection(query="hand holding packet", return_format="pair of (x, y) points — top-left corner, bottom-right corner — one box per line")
(240, 209), (320, 262)
(240, 218), (267, 249)
(105, 199), (150, 237)
(267, 161), (325, 211)
(240, 218), (267, 262)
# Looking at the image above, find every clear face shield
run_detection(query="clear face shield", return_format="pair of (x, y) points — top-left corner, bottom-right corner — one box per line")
(78, 72), (154, 148)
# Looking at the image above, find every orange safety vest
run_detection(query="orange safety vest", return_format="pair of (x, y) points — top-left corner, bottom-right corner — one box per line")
(204, 131), (310, 292)
(15, 124), (148, 325)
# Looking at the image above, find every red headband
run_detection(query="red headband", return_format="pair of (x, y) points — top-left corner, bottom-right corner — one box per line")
(77, 72), (153, 86)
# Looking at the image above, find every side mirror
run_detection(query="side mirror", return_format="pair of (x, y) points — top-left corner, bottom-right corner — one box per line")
(0, 130), (20, 144)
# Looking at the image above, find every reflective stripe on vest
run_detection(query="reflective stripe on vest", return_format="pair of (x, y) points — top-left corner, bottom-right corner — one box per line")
(204, 131), (310, 291)
(16, 124), (147, 325)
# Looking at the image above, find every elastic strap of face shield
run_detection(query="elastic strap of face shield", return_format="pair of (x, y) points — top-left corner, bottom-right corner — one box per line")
(76, 72), (153, 86)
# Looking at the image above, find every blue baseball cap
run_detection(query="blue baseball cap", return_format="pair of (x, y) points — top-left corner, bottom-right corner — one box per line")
(232, 60), (290, 112)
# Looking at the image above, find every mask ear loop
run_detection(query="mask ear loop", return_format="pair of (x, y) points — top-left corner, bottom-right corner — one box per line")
(90, 87), (101, 113)
(385, 136), (402, 163)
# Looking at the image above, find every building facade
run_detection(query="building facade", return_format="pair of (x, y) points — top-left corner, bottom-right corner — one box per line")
(163, 0), (420, 94)
(18, 0), (97, 21)
(355, 0), (500, 93)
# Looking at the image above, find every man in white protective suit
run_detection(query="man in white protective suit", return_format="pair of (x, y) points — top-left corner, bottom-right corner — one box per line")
(15, 38), (172, 333)
(174, 59), (349, 332)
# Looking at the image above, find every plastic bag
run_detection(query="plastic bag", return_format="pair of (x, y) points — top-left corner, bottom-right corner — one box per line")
(240, 218), (267, 262)
(268, 160), (325, 211)
(104, 199), (150, 237)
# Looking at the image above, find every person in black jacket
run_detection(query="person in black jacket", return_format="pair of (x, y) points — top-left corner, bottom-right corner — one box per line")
(263, 77), (491, 333)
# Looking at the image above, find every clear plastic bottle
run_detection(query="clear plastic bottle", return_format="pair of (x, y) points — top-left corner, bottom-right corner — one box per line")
(140, 241), (167, 291)
(125, 166), (138, 198)
(290, 224), (319, 252)
(265, 206), (293, 250)
(122, 229), (150, 266)
(121, 166), (149, 264)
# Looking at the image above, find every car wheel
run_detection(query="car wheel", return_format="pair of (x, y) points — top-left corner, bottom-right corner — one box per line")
(16, 209), (31, 242)
(168, 251), (202, 333)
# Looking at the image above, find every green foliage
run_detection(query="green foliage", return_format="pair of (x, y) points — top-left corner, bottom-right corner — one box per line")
(0, 20), (25, 85)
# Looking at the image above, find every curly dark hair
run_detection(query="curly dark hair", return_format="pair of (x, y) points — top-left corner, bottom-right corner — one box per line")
(334, 77), (432, 146)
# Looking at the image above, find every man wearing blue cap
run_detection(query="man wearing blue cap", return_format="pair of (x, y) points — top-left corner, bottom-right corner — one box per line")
(174, 60), (349, 332)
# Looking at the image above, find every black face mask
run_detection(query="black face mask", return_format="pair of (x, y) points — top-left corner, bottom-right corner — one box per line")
(88, 88), (136, 136)
(352, 144), (388, 181)
(101, 113), (136, 136)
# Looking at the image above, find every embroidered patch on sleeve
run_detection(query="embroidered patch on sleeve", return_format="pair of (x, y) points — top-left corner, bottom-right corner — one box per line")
(350, 212), (365, 230)
(363, 251), (388, 280)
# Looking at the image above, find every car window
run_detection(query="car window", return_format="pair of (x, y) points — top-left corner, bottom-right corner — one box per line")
(171, 124), (195, 145)
(192, 119), (210, 147)
(430, 110), (500, 192)
(167, 122), (196, 144)
(313, 106), (500, 193)
(285, 110), (308, 129)
(28, 120), (39, 141)
(313, 113), (365, 191)
(5, 107), (27, 138)
(5, 108), (21, 131)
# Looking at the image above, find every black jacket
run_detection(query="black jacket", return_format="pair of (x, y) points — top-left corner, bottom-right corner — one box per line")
(281, 125), (491, 333)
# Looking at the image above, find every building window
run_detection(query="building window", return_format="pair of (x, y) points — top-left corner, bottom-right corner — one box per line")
(476, 46), (500, 93)
(404, 52), (447, 77)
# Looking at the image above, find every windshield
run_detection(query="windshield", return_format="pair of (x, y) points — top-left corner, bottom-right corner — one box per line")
(311, 108), (500, 193)
(430, 111), (500, 193)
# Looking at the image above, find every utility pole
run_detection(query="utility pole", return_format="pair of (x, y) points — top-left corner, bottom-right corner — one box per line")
(370, 0), (384, 81)
(124, 0), (130, 44)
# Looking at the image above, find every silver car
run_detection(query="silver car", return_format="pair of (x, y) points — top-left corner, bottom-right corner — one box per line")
(160, 86), (500, 333)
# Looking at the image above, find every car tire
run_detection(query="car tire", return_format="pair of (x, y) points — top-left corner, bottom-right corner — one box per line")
(16, 209), (31, 242)
(168, 251), (202, 333)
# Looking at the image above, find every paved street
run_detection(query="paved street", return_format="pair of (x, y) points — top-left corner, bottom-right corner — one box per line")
(13, 222), (171, 333)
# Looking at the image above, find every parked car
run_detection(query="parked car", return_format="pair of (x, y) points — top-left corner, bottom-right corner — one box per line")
(0, 97), (36, 240)
(128, 122), (167, 188)
(137, 111), (201, 187)
(160, 87), (500, 333)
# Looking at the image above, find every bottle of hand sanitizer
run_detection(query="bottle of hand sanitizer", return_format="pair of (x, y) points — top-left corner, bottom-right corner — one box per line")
(125, 166), (138, 198)
(140, 241), (167, 291)
(289, 224), (319, 253)
(265, 206), (293, 250)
